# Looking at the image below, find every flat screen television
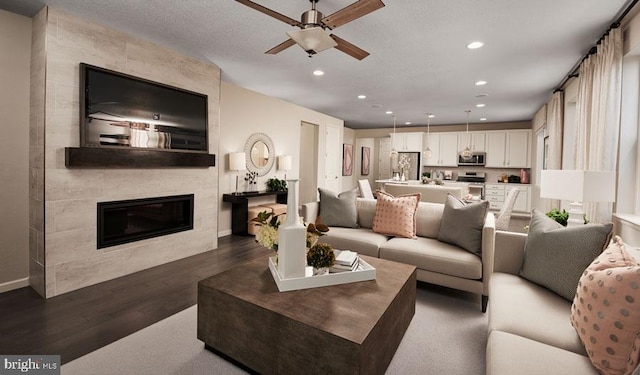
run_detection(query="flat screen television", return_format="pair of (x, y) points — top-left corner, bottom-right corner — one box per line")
(80, 63), (209, 152)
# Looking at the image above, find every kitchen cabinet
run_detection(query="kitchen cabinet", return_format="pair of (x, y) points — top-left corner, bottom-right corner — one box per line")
(484, 183), (531, 212)
(485, 131), (530, 168)
(423, 133), (458, 167)
(457, 132), (486, 152)
(391, 132), (423, 152)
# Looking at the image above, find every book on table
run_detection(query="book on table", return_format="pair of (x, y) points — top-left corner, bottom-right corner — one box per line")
(331, 250), (359, 273)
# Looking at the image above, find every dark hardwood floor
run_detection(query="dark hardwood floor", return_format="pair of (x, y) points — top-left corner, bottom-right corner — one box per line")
(0, 235), (271, 364)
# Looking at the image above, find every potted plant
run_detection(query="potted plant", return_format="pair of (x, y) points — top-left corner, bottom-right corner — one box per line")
(266, 177), (287, 192)
(306, 242), (336, 275)
(545, 208), (569, 226)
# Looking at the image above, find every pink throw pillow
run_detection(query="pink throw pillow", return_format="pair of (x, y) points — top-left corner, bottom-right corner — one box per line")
(372, 191), (420, 238)
(570, 236), (640, 374)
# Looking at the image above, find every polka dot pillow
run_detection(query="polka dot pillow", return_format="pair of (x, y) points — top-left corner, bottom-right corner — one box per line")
(372, 191), (420, 238)
(570, 236), (640, 374)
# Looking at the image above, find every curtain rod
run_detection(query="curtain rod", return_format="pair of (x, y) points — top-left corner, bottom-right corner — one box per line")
(553, 0), (639, 93)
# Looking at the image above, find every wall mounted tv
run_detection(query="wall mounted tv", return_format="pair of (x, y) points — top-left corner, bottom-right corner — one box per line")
(80, 63), (209, 153)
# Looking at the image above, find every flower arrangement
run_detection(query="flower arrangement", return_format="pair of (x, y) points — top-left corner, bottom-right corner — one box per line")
(251, 211), (329, 251)
(245, 171), (258, 190)
(306, 242), (336, 270)
(398, 154), (411, 180)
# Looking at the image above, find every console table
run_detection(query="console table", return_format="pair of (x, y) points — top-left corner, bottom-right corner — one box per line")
(222, 191), (287, 236)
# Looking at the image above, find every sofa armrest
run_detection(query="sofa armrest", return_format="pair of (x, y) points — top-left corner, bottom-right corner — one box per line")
(493, 231), (527, 275)
(300, 201), (319, 223)
(481, 212), (496, 296)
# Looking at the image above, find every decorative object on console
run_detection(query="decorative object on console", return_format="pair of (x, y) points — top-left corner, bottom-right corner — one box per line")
(519, 209), (613, 301)
(423, 113), (433, 159)
(229, 152), (246, 195)
(307, 242), (336, 276)
(342, 143), (353, 176)
(438, 193), (489, 257)
(244, 133), (275, 177)
(570, 235), (640, 375)
(277, 179), (307, 279)
(244, 171), (258, 191)
(277, 155), (292, 179)
(372, 190), (420, 238)
(361, 146), (370, 175)
(266, 177), (287, 192)
(540, 170), (616, 226)
(460, 109), (473, 161)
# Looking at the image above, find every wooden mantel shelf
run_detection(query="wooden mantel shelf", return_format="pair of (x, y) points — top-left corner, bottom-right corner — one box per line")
(65, 147), (215, 168)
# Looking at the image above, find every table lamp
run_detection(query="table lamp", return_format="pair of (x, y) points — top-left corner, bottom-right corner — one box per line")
(229, 152), (246, 195)
(540, 170), (616, 226)
(278, 155), (292, 179)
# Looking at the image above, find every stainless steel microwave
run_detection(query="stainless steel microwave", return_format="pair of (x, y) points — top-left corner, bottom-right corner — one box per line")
(457, 152), (486, 166)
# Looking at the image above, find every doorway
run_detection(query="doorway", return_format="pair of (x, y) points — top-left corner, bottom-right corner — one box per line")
(300, 122), (319, 204)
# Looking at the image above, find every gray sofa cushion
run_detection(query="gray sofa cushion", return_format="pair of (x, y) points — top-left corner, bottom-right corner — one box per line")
(380, 237), (482, 279)
(438, 194), (489, 257)
(318, 227), (388, 258)
(356, 198), (377, 229)
(487, 331), (598, 375)
(318, 187), (358, 228)
(415, 201), (444, 239)
(519, 209), (613, 301)
(488, 272), (587, 355)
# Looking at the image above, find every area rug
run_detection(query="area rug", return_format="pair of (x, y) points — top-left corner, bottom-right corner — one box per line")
(62, 284), (488, 374)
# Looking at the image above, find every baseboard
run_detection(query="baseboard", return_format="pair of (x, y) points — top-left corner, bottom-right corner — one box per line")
(218, 229), (232, 237)
(0, 277), (30, 293)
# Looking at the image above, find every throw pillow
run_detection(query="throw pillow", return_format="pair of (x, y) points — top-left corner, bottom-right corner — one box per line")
(570, 236), (640, 375)
(437, 194), (489, 257)
(372, 191), (420, 238)
(318, 188), (359, 228)
(519, 209), (613, 301)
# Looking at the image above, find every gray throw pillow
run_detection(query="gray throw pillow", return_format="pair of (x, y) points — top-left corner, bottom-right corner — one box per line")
(318, 188), (359, 228)
(519, 209), (613, 301)
(438, 194), (489, 257)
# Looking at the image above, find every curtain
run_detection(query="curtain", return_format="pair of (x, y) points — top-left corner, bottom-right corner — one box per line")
(572, 27), (623, 223)
(546, 91), (564, 208)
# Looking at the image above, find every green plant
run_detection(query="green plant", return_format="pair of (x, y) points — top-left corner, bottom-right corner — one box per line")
(546, 208), (569, 227)
(306, 242), (336, 269)
(266, 178), (287, 192)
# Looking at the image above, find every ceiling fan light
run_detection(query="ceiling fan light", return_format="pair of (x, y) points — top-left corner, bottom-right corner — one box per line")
(286, 27), (337, 54)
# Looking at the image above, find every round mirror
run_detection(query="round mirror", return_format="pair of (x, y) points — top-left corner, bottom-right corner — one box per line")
(244, 133), (275, 176)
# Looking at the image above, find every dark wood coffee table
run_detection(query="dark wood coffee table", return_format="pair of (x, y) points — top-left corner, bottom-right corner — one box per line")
(197, 254), (416, 375)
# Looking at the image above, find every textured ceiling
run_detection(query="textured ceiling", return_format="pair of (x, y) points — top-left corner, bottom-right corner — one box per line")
(1, 0), (632, 129)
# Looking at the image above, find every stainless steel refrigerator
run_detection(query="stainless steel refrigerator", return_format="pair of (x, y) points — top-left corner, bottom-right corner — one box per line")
(396, 152), (420, 180)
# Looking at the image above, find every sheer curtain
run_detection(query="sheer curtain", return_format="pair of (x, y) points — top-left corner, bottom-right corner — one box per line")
(546, 91), (564, 208)
(572, 27), (623, 223)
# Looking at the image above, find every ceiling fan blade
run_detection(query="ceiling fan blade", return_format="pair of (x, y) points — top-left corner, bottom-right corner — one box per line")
(330, 34), (369, 60)
(235, 0), (303, 27)
(265, 39), (297, 54)
(321, 0), (385, 29)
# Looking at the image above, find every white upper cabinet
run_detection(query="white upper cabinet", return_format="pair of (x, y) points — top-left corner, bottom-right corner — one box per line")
(423, 133), (458, 167)
(391, 132), (423, 152)
(458, 132), (486, 152)
(485, 130), (530, 168)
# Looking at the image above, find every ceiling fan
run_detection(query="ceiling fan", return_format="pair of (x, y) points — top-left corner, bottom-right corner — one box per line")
(235, 0), (385, 60)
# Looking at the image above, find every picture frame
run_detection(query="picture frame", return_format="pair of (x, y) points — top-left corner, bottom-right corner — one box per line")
(361, 146), (370, 176)
(342, 143), (353, 176)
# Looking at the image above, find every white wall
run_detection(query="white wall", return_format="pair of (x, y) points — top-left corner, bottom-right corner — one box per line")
(0, 10), (31, 292)
(218, 82), (344, 236)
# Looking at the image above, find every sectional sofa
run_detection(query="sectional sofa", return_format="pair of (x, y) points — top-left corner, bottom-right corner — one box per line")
(301, 196), (496, 311)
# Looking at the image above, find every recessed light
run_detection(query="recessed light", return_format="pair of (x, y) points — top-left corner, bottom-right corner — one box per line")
(405, 122), (411, 125)
(313, 70), (324, 76)
(475, 80), (487, 86)
(480, 118), (487, 121)
(357, 94), (366, 99)
(466, 41), (484, 49)
(428, 114), (435, 118)
(385, 111), (393, 115)
(475, 93), (488, 98)
(476, 103), (486, 108)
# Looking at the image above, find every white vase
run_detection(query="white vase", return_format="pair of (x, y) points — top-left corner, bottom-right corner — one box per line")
(277, 179), (306, 279)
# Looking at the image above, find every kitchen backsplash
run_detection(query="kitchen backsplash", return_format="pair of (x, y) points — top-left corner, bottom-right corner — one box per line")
(422, 165), (530, 184)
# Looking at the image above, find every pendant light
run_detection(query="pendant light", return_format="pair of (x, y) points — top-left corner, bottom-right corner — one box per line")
(389, 115), (398, 158)
(461, 110), (473, 160)
(424, 113), (432, 159)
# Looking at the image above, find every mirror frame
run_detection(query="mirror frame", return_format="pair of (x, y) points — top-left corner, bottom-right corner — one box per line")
(244, 132), (275, 176)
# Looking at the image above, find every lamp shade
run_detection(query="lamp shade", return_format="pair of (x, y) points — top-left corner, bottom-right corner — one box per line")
(540, 170), (616, 202)
(278, 155), (292, 171)
(229, 152), (246, 172)
(286, 27), (337, 54)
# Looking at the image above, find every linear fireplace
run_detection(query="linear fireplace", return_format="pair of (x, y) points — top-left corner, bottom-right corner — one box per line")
(97, 194), (194, 249)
